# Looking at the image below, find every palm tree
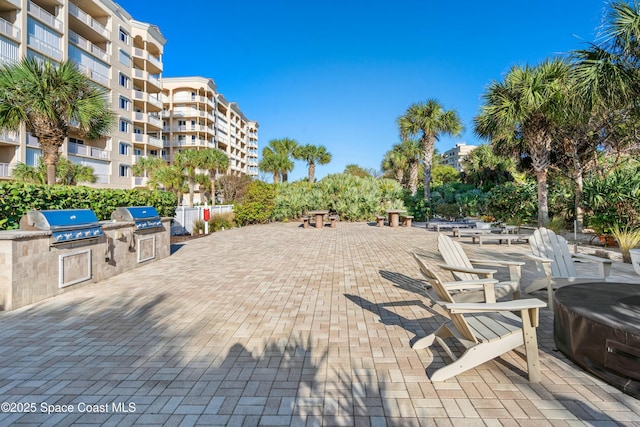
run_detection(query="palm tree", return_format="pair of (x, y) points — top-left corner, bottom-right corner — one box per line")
(199, 148), (229, 205)
(475, 59), (570, 226)
(0, 58), (113, 185)
(396, 139), (421, 195)
(174, 150), (203, 207)
(462, 144), (517, 189)
(269, 138), (298, 182)
(132, 156), (166, 188)
(153, 164), (187, 202)
(398, 100), (462, 201)
(12, 157), (96, 185)
(381, 148), (407, 184)
(293, 144), (331, 182)
(259, 147), (284, 183)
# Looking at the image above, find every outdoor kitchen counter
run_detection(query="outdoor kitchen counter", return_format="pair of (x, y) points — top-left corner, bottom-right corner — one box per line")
(0, 218), (172, 311)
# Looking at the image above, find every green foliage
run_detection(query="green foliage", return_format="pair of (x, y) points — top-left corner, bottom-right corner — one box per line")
(402, 188), (430, 221)
(431, 164), (461, 187)
(610, 224), (640, 263)
(208, 212), (236, 232)
(343, 164), (372, 178)
(583, 165), (640, 234)
(485, 181), (537, 224)
(546, 216), (566, 233)
(270, 174), (405, 222)
(12, 157), (97, 185)
(192, 219), (205, 235)
(234, 181), (277, 225)
(0, 181), (177, 230)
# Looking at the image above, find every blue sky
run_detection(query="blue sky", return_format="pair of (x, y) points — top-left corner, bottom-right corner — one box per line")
(117, 0), (608, 181)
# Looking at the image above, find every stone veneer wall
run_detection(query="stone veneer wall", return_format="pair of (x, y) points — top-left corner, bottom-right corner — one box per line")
(0, 219), (171, 311)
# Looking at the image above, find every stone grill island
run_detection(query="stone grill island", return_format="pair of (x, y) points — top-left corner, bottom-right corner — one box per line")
(0, 207), (171, 311)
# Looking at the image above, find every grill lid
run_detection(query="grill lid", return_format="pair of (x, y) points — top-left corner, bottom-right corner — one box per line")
(21, 209), (104, 244)
(111, 206), (162, 230)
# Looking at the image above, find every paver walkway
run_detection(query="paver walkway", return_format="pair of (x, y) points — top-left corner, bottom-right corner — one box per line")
(0, 222), (639, 426)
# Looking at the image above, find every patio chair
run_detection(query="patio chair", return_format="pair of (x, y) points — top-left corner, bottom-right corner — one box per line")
(412, 253), (547, 382)
(437, 234), (523, 302)
(525, 227), (614, 307)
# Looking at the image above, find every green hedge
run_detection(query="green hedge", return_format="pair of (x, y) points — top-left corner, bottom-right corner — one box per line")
(0, 182), (178, 230)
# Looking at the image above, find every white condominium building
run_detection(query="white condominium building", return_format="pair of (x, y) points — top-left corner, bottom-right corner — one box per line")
(162, 77), (258, 178)
(0, 0), (257, 188)
(442, 142), (477, 172)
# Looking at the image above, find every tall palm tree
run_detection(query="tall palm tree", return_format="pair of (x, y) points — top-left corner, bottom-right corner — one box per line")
(259, 146), (284, 183)
(133, 156), (166, 188)
(475, 59), (570, 226)
(199, 147), (229, 205)
(153, 164), (187, 203)
(174, 149), (203, 207)
(397, 139), (422, 195)
(0, 58), (113, 185)
(398, 100), (462, 201)
(381, 148), (407, 184)
(269, 138), (298, 182)
(293, 144), (331, 182)
(462, 144), (517, 189)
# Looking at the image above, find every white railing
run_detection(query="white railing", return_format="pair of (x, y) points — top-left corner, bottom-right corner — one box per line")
(0, 162), (11, 177)
(172, 205), (234, 235)
(75, 63), (109, 87)
(133, 48), (162, 70)
(26, 133), (40, 147)
(28, 36), (63, 61)
(0, 130), (18, 143)
(68, 31), (108, 62)
(67, 141), (108, 160)
(0, 18), (19, 40)
(148, 115), (162, 128)
(148, 96), (162, 109)
(134, 176), (148, 186)
(68, 3), (109, 38)
(148, 75), (161, 88)
(27, 1), (63, 32)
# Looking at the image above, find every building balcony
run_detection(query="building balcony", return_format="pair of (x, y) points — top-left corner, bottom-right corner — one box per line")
(0, 162), (13, 178)
(133, 90), (163, 110)
(0, 130), (18, 144)
(68, 3), (109, 40)
(75, 63), (109, 87)
(133, 47), (162, 73)
(26, 133), (40, 147)
(67, 141), (108, 160)
(27, 1), (63, 32)
(133, 176), (149, 187)
(170, 138), (208, 147)
(133, 68), (162, 92)
(133, 133), (163, 148)
(68, 30), (108, 62)
(27, 36), (63, 61)
(0, 17), (20, 41)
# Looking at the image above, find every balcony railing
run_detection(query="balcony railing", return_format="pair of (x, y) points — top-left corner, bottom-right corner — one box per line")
(134, 176), (148, 186)
(133, 48), (162, 70)
(27, 1), (63, 32)
(67, 141), (108, 160)
(0, 130), (18, 143)
(0, 18), (20, 41)
(75, 63), (109, 87)
(68, 31), (108, 62)
(28, 36), (63, 61)
(27, 133), (40, 147)
(68, 3), (109, 39)
(0, 162), (12, 178)
(133, 133), (163, 148)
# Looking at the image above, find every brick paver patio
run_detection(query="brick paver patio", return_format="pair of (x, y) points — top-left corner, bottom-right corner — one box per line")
(0, 221), (638, 426)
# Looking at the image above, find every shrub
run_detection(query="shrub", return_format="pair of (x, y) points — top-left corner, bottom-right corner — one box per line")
(0, 182), (178, 230)
(192, 219), (205, 234)
(610, 225), (640, 263)
(208, 212), (236, 231)
(234, 181), (276, 226)
(485, 181), (537, 224)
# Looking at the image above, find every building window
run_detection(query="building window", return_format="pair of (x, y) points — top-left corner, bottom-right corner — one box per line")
(119, 165), (130, 177)
(119, 96), (130, 111)
(119, 142), (130, 156)
(119, 73), (130, 89)
(119, 28), (130, 45)
(68, 137), (84, 145)
(119, 120), (131, 133)
(118, 49), (131, 67)
(150, 150), (158, 156)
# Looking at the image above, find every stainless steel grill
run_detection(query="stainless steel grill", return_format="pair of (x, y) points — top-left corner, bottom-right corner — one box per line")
(21, 209), (104, 244)
(111, 206), (162, 231)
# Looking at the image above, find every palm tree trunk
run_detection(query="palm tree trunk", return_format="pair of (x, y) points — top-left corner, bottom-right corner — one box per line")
(536, 169), (549, 226)
(409, 162), (419, 196)
(273, 172), (280, 183)
(188, 176), (196, 207)
(282, 171), (289, 182)
(308, 163), (315, 183)
(210, 178), (216, 206)
(421, 136), (435, 201)
(41, 144), (60, 185)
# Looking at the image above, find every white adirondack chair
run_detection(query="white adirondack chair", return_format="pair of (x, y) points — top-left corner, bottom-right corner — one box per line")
(525, 227), (614, 307)
(412, 253), (547, 382)
(437, 234), (523, 301)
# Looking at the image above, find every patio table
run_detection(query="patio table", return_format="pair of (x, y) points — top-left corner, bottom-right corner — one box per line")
(308, 210), (329, 229)
(386, 210), (406, 228)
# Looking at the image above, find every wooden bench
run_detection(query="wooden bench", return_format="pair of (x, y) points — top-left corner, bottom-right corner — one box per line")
(329, 215), (339, 228)
(400, 215), (414, 227)
(301, 217), (309, 229)
(376, 215), (385, 227)
(472, 233), (529, 246)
